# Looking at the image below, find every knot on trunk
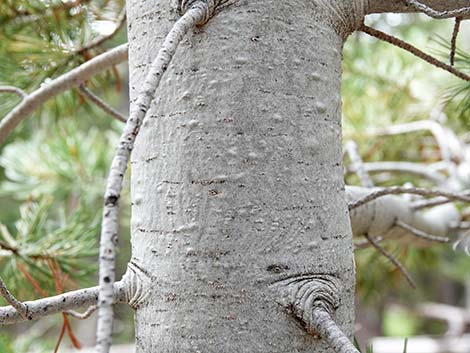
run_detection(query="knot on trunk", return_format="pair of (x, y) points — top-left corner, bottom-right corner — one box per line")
(270, 274), (341, 336)
(180, 0), (220, 25)
(315, 0), (367, 37)
(121, 259), (153, 309)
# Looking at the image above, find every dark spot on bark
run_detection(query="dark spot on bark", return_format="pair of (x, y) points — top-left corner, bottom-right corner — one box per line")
(266, 264), (289, 273)
(104, 276), (111, 283)
(105, 194), (119, 205)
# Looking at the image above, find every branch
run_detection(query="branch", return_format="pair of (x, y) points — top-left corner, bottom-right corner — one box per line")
(364, 120), (463, 166)
(76, 9), (127, 56)
(349, 186), (470, 210)
(344, 140), (375, 187)
(412, 192), (470, 210)
(367, 0), (470, 19)
(395, 220), (449, 243)
(311, 308), (360, 353)
(66, 305), (97, 319)
(0, 86), (27, 99)
(0, 281), (127, 326)
(0, 276), (27, 319)
(360, 25), (470, 82)
(95, 2), (218, 352)
(450, 17), (462, 66)
(0, 44), (129, 145)
(364, 233), (416, 288)
(79, 85), (127, 123)
(346, 161), (447, 185)
(403, 0), (470, 19)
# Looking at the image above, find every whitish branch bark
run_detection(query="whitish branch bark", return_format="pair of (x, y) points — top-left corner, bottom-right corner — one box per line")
(344, 141), (374, 187)
(95, 3), (216, 352)
(368, 0), (470, 19)
(0, 44), (128, 144)
(0, 86), (27, 99)
(365, 120), (463, 170)
(0, 282), (127, 326)
(349, 186), (470, 210)
(0, 276), (27, 319)
(346, 186), (460, 245)
(346, 161), (447, 185)
(311, 308), (360, 353)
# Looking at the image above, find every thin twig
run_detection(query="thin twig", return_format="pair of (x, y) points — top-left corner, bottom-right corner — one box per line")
(66, 305), (97, 319)
(0, 44), (128, 145)
(412, 191), (470, 210)
(346, 161), (446, 185)
(450, 17), (462, 66)
(0, 282), (126, 326)
(360, 25), (470, 82)
(344, 140), (374, 187)
(76, 9), (127, 55)
(79, 85), (127, 122)
(403, 0), (470, 19)
(354, 236), (383, 250)
(349, 186), (470, 210)
(0, 86), (27, 99)
(395, 220), (449, 243)
(0, 276), (27, 319)
(95, 3), (217, 353)
(364, 234), (416, 288)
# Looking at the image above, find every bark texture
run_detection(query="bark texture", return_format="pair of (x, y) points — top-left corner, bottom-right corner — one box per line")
(127, 1), (366, 352)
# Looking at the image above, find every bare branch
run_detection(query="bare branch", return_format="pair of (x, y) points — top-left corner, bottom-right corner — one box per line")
(0, 86), (27, 99)
(76, 9), (127, 55)
(79, 85), (127, 123)
(412, 191), (470, 210)
(0, 276), (27, 319)
(354, 236), (383, 250)
(0, 44), (128, 145)
(65, 305), (97, 320)
(346, 161), (447, 185)
(364, 234), (416, 288)
(450, 17), (462, 66)
(0, 282), (127, 326)
(349, 186), (470, 210)
(403, 0), (470, 19)
(344, 141), (375, 187)
(395, 220), (449, 243)
(311, 308), (360, 353)
(360, 25), (470, 82)
(95, 3), (218, 352)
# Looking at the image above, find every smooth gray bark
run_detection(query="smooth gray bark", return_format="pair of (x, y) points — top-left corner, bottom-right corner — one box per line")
(124, 0), (468, 352)
(126, 1), (364, 352)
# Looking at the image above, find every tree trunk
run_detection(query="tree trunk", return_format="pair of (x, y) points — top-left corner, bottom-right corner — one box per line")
(126, 1), (362, 352)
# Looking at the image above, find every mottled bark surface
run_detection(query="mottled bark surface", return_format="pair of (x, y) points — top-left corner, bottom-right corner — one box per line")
(127, 1), (363, 352)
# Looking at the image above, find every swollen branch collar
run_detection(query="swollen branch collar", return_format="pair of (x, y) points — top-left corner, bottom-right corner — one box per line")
(180, 0), (220, 24)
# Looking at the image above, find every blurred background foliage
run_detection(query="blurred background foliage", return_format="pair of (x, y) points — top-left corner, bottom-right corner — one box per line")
(0, 1), (469, 352)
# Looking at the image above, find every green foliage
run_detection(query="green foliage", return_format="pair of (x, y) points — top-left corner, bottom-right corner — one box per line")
(0, 334), (14, 353)
(0, 197), (99, 300)
(0, 120), (118, 202)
